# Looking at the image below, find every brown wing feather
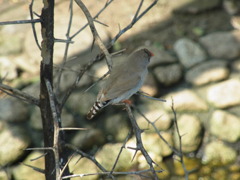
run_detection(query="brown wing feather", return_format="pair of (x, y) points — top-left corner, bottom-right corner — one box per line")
(100, 67), (141, 101)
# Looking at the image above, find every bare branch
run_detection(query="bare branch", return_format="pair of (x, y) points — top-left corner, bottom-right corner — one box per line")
(56, 0), (74, 96)
(110, 0), (159, 45)
(70, 0), (114, 39)
(74, 0), (112, 70)
(29, 0), (41, 50)
(0, 83), (39, 106)
(171, 99), (189, 179)
(65, 144), (115, 179)
(0, 19), (41, 25)
(62, 168), (163, 179)
(134, 105), (180, 156)
(109, 131), (133, 177)
(44, 78), (61, 179)
(21, 163), (45, 174)
(60, 127), (89, 131)
(125, 104), (159, 179)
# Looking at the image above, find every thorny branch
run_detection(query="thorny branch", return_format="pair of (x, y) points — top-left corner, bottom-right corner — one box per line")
(134, 99), (189, 180)
(171, 99), (189, 180)
(44, 79), (61, 179)
(125, 104), (159, 179)
(0, 83), (39, 106)
(29, 0), (41, 50)
(74, 0), (113, 70)
(65, 144), (115, 179)
(0, 19), (41, 25)
(109, 131), (133, 177)
(62, 168), (163, 179)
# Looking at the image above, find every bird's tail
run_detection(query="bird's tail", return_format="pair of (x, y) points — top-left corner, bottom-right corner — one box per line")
(86, 100), (109, 120)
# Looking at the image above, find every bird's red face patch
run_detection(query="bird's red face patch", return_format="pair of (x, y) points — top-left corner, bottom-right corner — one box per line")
(144, 48), (154, 57)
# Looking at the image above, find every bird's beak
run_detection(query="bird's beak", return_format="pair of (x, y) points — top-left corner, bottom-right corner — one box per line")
(149, 51), (154, 57)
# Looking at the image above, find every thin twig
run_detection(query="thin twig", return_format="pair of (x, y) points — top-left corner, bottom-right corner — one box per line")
(29, 0), (41, 50)
(65, 144), (115, 179)
(60, 127), (89, 131)
(171, 99), (189, 180)
(74, 0), (112, 70)
(110, 0), (159, 45)
(109, 130), (133, 177)
(133, 105), (180, 156)
(21, 163), (45, 174)
(62, 168), (163, 179)
(70, 0), (114, 39)
(30, 152), (48, 161)
(56, 0), (74, 96)
(0, 19), (41, 25)
(0, 83), (39, 106)
(125, 104), (159, 180)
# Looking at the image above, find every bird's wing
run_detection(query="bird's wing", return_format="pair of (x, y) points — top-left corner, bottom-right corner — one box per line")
(100, 70), (141, 101)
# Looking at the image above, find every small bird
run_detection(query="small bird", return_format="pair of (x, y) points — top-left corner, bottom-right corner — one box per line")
(87, 48), (154, 120)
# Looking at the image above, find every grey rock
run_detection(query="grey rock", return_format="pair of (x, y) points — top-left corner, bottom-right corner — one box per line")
(231, 59), (240, 72)
(207, 79), (240, 108)
(96, 143), (134, 171)
(148, 48), (177, 68)
(174, 38), (207, 68)
(0, 123), (31, 166)
(223, 0), (240, 15)
(164, 89), (208, 112)
(126, 133), (170, 165)
(104, 114), (130, 142)
(173, 114), (203, 153)
(53, 68), (92, 92)
(210, 110), (240, 143)
(69, 155), (99, 180)
(66, 91), (96, 115)
(0, 57), (18, 80)
(30, 107), (75, 130)
(71, 129), (105, 150)
(13, 151), (45, 180)
(186, 60), (229, 86)
(174, 0), (221, 14)
(141, 132), (173, 157)
(137, 108), (172, 132)
(22, 82), (40, 99)
(0, 26), (24, 55)
(0, 170), (8, 180)
(154, 64), (183, 86)
(0, 97), (30, 122)
(202, 141), (237, 165)
(200, 31), (240, 59)
(141, 73), (158, 96)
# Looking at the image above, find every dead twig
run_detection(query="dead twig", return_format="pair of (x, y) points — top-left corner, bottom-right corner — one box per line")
(171, 99), (189, 180)
(0, 83), (39, 106)
(62, 168), (163, 179)
(0, 19), (41, 25)
(29, 0), (41, 50)
(65, 144), (115, 179)
(109, 130), (133, 178)
(125, 104), (159, 180)
(74, 0), (112, 70)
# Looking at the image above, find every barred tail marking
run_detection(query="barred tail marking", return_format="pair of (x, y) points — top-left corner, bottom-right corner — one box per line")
(86, 101), (109, 120)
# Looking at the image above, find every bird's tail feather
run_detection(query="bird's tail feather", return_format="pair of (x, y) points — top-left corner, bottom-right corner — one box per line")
(86, 100), (109, 120)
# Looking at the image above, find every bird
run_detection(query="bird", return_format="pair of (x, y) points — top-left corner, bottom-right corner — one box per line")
(86, 48), (154, 120)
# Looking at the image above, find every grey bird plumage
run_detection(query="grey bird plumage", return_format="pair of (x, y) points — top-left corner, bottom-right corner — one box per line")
(87, 48), (154, 120)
